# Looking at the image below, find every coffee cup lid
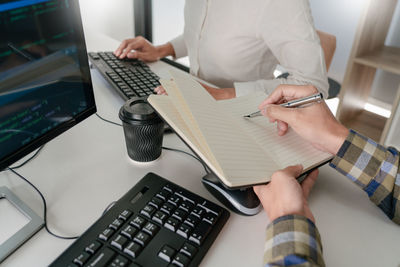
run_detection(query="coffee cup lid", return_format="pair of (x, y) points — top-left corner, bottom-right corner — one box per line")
(119, 98), (161, 123)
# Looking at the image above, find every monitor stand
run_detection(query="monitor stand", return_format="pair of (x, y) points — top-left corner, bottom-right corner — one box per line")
(201, 173), (262, 216)
(0, 187), (44, 263)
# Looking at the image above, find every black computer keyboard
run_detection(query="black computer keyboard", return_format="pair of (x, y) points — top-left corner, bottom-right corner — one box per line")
(51, 173), (230, 267)
(88, 52), (161, 99)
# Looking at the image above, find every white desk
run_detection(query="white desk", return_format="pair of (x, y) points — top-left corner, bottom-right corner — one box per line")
(1, 32), (400, 267)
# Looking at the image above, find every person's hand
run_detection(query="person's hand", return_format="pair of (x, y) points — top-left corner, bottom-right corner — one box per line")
(114, 36), (175, 62)
(258, 85), (348, 155)
(253, 165), (318, 222)
(201, 83), (236, 100)
(154, 86), (167, 95)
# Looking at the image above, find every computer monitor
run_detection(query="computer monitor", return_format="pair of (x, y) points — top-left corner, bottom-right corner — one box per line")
(0, 0), (95, 261)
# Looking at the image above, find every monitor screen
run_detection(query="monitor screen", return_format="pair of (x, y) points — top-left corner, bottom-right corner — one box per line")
(0, 0), (96, 170)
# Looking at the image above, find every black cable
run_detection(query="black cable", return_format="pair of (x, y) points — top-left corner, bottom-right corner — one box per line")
(7, 168), (80, 240)
(162, 146), (210, 174)
(10, 145), (44, 169)
(96, 113), (122, 127)
(96, 114), (210, 174)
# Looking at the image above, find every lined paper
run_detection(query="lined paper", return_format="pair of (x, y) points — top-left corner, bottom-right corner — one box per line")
(217, 93), (332, 171)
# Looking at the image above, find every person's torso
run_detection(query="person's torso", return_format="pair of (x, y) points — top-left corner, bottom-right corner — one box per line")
(183, 0), (277, 88)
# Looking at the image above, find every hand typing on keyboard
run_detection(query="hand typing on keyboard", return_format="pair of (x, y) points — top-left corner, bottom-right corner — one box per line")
(114, 36), (176, 62)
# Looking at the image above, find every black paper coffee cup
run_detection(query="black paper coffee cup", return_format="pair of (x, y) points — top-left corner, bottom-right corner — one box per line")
(119, 97), (164, 162)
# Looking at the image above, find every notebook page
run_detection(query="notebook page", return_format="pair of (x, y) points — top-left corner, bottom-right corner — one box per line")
(147, 95), (225, 177)
(168, 70), (279, 187)
(159, 79), (217, 165)
(217, 93), (332, 171)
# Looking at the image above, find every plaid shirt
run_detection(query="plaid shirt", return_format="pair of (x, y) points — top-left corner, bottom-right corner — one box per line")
(264, 130), (400, 266)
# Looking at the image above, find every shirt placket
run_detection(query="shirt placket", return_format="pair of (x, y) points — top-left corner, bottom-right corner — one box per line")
(192, 0), (210, 76)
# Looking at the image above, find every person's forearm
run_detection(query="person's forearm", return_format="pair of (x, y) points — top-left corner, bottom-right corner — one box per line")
(330, 130), (400, 224)
(156, 42), (176, 58)
(264, 215), (325, 266)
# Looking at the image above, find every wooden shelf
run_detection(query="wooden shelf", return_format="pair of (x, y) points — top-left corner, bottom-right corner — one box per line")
(342, 110), (387, 142)
(337, 0), (400, 144)
(354, 46), (400, 75)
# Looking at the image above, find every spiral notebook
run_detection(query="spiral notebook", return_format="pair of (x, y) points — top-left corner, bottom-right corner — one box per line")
(147, 70), (332, 188)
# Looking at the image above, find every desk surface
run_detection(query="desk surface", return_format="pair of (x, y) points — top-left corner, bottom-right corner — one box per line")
(1, 31), (400, 267)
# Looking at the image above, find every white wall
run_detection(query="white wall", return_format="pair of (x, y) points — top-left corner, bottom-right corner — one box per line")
(79, 0), (134, 43)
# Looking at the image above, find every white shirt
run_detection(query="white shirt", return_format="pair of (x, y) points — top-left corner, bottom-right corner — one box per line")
(169, 0), (329, 97)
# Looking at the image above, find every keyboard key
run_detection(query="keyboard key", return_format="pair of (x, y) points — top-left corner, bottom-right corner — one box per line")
(184, 214), (200, 228)
(123, 242), (142, 258)
(163, 184), (175, 193)
(119, 210), (133, 221)
(189, 221), (212, 245)
(85, 248), (115, 267)
(199, 200), (220, 216)
(191, 206), (206, 218)
(111, 235), (128, 250)
(172, 252), (191, 267)
(134, 231), (151, 246)
(161, 202), (175, 215)
(156, 189), (171, 201)
(140, 205), (156, 218)
(121, 225), (138, 239)
(149, 197), (163, 209)
(142, 222), (159, 236)
(109, 255), (129, 267)
(175, 190), (195, 204)
(158, 245), (176, 263)
(167, 195), (182, 206)
(177, 223), (193, 239)
(85, 241), (101, 254)
(164, 217), (180, 232)
(203, 212), (218, 225)
(99, 228), (114, 241)
(152, 210), (168, 225)
(130, 216), (146, 229)
(180, 242), (197, 258)
(179, 201), (194, 212)
(73, 252), (90, 266)
(109, 218), (124, 230)
(172, 209), (188, 222)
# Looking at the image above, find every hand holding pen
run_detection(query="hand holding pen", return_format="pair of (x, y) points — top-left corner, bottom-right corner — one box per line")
(244, 92), (323, 118)
(256, 85), (348, 155)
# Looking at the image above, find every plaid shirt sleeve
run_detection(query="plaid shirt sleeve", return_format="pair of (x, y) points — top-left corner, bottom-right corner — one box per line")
(330, 129), (400, 224)
(263, 215), (324, 266)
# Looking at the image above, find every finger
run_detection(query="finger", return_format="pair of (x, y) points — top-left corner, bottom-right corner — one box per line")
(258, 85), (318, 109)
(301, 169), (319, 198)
(114, 39), (131, 57)
(120, 43), (137, 59)
(276, 120), (288, 136)
(282, 164), (304, 178)
(263, 105), (297, 126)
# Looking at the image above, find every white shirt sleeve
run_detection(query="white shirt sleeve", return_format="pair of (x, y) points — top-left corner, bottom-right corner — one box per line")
(169, 34), (188, 59)
(235, 0), (329, 98)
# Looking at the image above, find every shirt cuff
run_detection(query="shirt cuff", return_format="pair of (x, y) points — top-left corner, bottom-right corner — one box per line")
(264, 215), (324, 267)
(329, 130), (388, 189)
(169, 35), (187, 59)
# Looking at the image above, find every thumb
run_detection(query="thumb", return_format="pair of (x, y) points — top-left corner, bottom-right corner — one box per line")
(264, 105), (296, 125)
(282, 164), (304, 178)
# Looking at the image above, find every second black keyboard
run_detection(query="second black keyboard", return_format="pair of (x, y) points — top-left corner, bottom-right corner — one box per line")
(51, 172), (230, 267)
(89, 52), (161, 99)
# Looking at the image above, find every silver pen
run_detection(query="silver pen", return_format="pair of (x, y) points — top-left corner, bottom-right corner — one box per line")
(243, 92), (323, 118)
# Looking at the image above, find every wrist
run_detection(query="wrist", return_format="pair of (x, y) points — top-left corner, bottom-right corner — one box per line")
(328, 124), (348, 155)
(156, 43), (175, 59)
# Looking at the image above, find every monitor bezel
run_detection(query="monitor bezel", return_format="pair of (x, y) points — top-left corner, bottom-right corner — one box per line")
(0, 0), (97, 171)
